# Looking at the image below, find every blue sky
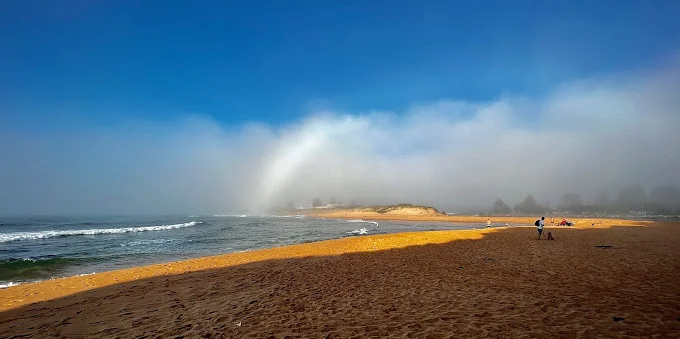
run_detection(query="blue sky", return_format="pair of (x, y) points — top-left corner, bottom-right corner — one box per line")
(1, 0), (679, 127)
(1, 1), (680, 214)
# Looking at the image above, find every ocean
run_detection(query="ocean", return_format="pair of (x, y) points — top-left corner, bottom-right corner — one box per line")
(0, 215), (479, 288)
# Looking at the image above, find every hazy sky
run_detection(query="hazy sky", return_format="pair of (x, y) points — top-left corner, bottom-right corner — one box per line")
(1, 1), (679, 215)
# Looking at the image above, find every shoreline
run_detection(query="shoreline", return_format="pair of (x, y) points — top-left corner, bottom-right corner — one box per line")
(2, 218), (677, 337)
(0, 227), (496, 311)
(0, 215), (637, 292)
(0, 216), (642, 308)
(307, 209), (644, 226)
(0, 216), (485, 291)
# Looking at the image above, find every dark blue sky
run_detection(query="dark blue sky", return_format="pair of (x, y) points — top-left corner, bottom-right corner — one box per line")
(1, 0), (679, 126)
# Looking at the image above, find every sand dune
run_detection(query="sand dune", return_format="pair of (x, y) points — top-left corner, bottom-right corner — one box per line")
(1, 220), (679, 338)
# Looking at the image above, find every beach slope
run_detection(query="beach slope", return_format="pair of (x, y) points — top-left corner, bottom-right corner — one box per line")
(1, 222), (679, 338)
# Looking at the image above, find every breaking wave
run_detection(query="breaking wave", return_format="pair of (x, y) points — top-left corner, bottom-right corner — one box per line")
(0, 257), (84, 281)
(0, 221), (201, 243)
(119, 239), (178, 247)
(347, 219), (379, 226)
(0, 281), (21, 289)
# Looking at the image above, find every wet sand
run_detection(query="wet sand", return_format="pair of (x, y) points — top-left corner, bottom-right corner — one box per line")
(1, 219), (679, 338)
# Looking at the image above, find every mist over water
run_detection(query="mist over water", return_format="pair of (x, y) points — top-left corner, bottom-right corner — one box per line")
(1, 64), (679, 215)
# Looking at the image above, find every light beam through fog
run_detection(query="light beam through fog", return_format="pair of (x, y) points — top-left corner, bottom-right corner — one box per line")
(0, 65), (679, 215)
(253, 120), (330, 213)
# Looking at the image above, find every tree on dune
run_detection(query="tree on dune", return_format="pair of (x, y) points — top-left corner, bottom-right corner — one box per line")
(513, 194), (547, 214)
(492, 198), (511, 215)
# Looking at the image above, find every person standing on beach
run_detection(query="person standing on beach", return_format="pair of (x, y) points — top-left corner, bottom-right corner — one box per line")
(486, 219), (491, 228)
(537, 216), (545, 239)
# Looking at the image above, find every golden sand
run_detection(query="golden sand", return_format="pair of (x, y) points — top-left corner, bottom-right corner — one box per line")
(307, 208), (639, 226)
(1, 218), (679, 338)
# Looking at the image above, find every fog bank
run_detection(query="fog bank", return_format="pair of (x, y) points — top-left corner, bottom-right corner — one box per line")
(1, 65), (679, 215)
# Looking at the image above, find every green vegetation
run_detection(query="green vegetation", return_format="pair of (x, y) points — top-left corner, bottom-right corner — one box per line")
(488, 184), (680, 215)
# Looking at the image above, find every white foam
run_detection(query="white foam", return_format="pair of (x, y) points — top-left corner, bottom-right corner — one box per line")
(347, 228), (369, 235)
(213, 214), (247, 218)
(0, 282), (21, 289)
(347, 219), (379, 227)
(120, 239), (177, 247)
(0, 221), (201, 243)
(266, 214), (306, 219)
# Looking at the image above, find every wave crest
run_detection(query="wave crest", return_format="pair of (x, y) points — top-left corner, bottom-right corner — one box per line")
(347, 228), (369, 235)
(0, 257), (83, 281)
(0, 221), (201, 243)
(347, 219), (379, 226)
(0, 282), (21, 289)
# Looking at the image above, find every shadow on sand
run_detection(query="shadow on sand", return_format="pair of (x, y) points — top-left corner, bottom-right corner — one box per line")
(1, 224), (678, 338)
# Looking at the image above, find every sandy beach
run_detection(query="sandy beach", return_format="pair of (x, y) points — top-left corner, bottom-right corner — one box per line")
(1, 218), (679, 338)
(306, 207), (638, 226)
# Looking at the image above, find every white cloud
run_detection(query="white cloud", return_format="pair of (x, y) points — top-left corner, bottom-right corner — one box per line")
(1, 64), (679, 214)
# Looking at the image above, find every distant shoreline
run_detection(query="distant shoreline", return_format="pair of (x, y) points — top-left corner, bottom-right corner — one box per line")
(300, 207), (642, 226)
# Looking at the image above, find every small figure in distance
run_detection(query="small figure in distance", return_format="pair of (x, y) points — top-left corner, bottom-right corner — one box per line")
(486, 219), (491, 228)
(536, 216), (545, 239)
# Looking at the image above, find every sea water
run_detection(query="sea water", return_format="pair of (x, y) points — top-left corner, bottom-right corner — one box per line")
(0, 215), (477, 287)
